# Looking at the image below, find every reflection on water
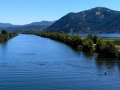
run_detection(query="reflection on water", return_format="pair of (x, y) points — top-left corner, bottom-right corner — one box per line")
(83, 52), (97, 57)
(96, 57), (119, 68)
(0, 34), (120, 90)
(0, 41), (8, 53)
(95, 56), (120, 78)
(118, 61), (120, 70)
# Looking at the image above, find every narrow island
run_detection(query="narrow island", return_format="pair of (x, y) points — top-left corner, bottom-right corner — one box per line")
(0, 30), (18, 42)
(23, 31), (120, 59)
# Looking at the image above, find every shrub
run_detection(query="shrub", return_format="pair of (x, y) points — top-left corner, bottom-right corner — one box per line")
(1, 30), (8, 35)
(82, 39), (94, 52)
(96, 40), (118, 58)
(95, 39), (105, 54)
(102, 41), (118, 58)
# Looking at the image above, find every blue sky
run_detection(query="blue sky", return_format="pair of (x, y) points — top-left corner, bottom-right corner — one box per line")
(0, 0), (120, 25)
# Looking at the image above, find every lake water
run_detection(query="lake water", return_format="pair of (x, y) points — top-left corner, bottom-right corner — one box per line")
(0, 34), (120, 90)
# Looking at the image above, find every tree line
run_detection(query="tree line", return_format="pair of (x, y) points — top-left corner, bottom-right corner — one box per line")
(24, 31), (120, 59)
(0, 30), (18, 42)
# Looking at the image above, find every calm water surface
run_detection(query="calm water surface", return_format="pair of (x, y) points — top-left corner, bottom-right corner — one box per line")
(0, 34), (120, 90)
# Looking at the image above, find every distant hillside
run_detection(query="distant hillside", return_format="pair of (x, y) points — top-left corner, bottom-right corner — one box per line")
(47, 7), (120, 33)
(0, 20), (55, 32)
(0, 25), (47, 33)
(26, 20), (55, 26)
(0, 23), (15, 27)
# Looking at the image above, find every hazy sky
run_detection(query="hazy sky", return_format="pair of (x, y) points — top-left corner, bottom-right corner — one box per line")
(0, 0), (120, 25)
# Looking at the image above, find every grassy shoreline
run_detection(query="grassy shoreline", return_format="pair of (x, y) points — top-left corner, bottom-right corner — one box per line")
(101, 38), (120, 51)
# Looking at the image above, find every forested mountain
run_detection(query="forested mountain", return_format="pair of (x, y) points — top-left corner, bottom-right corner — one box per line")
(46, 7), (120, 33)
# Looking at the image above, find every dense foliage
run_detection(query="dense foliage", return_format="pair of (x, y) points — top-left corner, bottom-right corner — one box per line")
(87, 33), (99, 44)
(47, 7), (120, 33)
(2, 30), (9, 35)
(25, 31), (120, 58)
(102, 41), (118, 58)
(82, 39), (94, 52)
(113, 39), (120, 45)
(0, 30), (18, 42)
(95, 39), (118, 58)
(28, 31), (82, 47)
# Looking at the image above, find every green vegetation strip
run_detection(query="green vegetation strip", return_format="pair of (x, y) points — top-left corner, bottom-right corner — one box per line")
(103, 38), (120, 45)
(0, 30), (18, 42)
(24, 32), (120, 59)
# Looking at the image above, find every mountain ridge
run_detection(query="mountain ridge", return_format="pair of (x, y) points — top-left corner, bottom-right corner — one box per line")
(0, 23), (15, 27)
(25, 20), (55, 26)
(0, 20), (55, 28)
(46, 7), (120, 33)
(0, 20), (55, 32)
